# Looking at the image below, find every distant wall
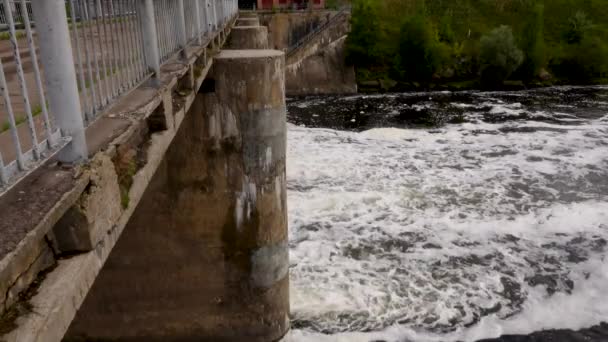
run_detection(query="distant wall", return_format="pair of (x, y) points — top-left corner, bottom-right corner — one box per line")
(258, 11), (336, 51)
(286, 36), (356, 95)
(266, 10), (356, 95)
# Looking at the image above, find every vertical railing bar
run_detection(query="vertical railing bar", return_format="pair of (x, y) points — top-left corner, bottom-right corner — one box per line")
(3, 0), (39, 160)
(109, 0), (125, 92)
(97, 0), (115, 101)
(207, 0), (212, 35)
(176, 0), (186, 56)
(134, 0), (146, 79)
(212, 0), (217, 31)
(132, 0), (144, 79)
(20, 0), (54, 147)
(205, 0), (210, 37)
(102, 0), (119, 98)
(118, 0), (134, 88)
(193, 0), (201, 45)
(171, 0), (178, 53)
(79, 0), (98, 120)
(84, 0), (105, 109)
(166, 0), (172, 55)
(126, 0), (141, 80)
(157, 0), (167, 62)
(153, 2), (162, 63)
(69, 0), (91, 122)
(93, 0), (110, 106)
(135, 1), (150, 79)
(118, 0), (130, 90)
(165, 0), (171, 55)
(0, 151), (7, 185)
(0, 59), (25, 170)
(115, 0), (128, 87)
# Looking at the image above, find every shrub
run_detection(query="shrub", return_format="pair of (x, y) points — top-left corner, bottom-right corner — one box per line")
(518, 4), (545, 80)
(565, 11), (592, 44)
(551, 36), (608, 81)
(479, 26), (524, 86)
(345, 0), (381, 67)
(396, 14), (449, 81)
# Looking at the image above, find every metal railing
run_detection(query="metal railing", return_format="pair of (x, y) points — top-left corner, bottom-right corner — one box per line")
(0, 0), (33, 29)
(0, 0), (237, 190)
(286, 6), (350, 57)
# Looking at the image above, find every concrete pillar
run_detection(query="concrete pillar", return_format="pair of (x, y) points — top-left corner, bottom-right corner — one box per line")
(64, 50), (289, 342)
(236, 17), (259, 26)
(239, 11), (258, 18)
(227, 26), (269, 49)
(209, 49), (289, 341)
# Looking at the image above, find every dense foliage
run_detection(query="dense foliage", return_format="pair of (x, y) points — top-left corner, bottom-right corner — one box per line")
(345, 0), (608, 89)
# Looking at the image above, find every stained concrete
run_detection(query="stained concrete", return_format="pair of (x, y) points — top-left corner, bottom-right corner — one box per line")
(286, 35), (357, 95)
(64, 49), (289, 341)
(236, 17), (260, 26)
(0, 17), (236, 342)
(227, 26), (269, 49)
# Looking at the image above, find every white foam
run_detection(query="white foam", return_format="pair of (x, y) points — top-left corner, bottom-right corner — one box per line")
(286, 100), (608, 340)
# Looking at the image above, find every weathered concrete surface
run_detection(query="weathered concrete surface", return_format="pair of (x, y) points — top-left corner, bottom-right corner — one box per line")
(286, 36), (356, 95)
(283, 10), (356, 95)
(227, 26), (269, 49)
(50, 155), (122, 253)
(258, 11), (335, 50)
(0, 18), (236, 342)
(63, 49), (289, 341)
(239, 11), (258, 18)
(236, 17), (260, 27)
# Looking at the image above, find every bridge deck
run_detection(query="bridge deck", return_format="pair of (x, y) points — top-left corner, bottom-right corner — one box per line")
(0, 14), (236, 341)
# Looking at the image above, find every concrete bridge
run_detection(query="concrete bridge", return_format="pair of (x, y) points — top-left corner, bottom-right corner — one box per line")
(0, 0), (304, 340)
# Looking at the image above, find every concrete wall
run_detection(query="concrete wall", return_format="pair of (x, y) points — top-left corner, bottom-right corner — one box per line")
(281, 11), (357, 95)
(286, 35), (356, 95)
(258, 11), (335, 50)
(0, 20), (237, 342)
(64, 50), (290, 342)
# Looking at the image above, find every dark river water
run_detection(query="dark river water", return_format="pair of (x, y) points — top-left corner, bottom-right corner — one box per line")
(285, 86), (608, 342)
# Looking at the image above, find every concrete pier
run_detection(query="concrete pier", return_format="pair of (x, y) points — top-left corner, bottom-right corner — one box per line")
(63, 49), (289, 341)
(236, 17), (260, 26)
(228, 26), (269, 49)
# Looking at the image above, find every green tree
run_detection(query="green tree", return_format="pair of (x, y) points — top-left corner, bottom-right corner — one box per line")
(396, 14), (449, 81)
(519, 4), (545, 80)
(345, 0), (380, 67)
(479, 26), (524, 86)
(565, 11), (592, 44)
(552, 36), (608, 81)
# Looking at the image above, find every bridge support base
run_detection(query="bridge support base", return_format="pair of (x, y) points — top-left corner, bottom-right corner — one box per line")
(227, 26), (269, 49)
(64, 50), (289, 341)
(236, 17), (260, 26)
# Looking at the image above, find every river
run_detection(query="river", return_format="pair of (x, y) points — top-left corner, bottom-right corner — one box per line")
(285, 86), (608, 341)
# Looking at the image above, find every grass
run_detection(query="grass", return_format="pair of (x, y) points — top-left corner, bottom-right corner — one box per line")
(0, 30), (26, 41)
(0, 104), (43, 133)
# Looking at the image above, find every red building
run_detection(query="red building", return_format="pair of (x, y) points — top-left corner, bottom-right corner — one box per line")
(257, 0), (325, 10)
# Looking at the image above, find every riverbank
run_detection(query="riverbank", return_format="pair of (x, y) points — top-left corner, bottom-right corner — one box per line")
(356, 77), (608, 93)
(346, 0), (608, 95)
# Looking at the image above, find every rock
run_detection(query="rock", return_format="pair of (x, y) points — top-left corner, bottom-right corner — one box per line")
(539, 68), (552, 81)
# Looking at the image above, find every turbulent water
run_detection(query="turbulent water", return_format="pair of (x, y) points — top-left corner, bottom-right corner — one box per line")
(285, 86), (608, 342)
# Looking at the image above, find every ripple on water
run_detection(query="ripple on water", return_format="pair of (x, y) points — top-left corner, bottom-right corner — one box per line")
(286, 86), (608, 341)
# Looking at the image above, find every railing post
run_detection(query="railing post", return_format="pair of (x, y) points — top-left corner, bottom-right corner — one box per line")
(138, 0), (161, 82)
(177, 0), (188, 56)
(206, 0), (212, 32)
(31, 0), (87, 163)
(194, 0), (202, 45)
(212, 0), (217, 30)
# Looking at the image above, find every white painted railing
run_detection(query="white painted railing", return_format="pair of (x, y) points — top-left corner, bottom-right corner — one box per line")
(0, 0), (237, 190)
